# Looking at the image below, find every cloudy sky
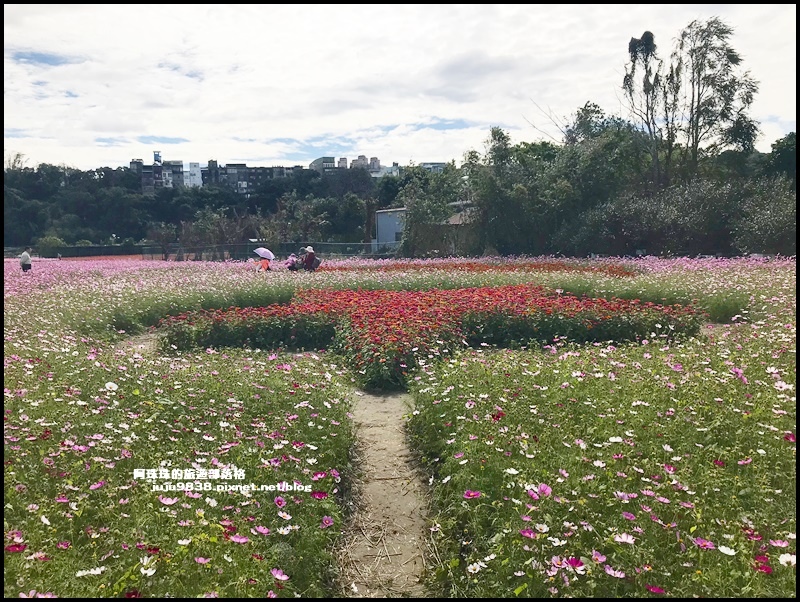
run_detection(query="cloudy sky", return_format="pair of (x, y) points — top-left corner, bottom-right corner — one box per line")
(4, 4), (796, 171)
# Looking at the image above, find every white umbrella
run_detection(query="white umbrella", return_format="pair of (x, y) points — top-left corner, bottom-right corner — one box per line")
(253, 247), (275, 260)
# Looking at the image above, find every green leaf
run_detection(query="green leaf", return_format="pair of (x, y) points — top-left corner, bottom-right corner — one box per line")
(514, 583), (528, 596)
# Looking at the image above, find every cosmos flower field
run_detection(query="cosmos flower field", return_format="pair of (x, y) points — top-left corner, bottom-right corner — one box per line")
(3, 255), (796, 598)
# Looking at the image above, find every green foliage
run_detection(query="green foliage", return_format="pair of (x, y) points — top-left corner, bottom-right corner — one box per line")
(35, 235), (67, 257)
(732, 177), (797, 255)
(398, 164), (458, 257)
(564, 177), (797, 258)
(762, 132), (796, 188)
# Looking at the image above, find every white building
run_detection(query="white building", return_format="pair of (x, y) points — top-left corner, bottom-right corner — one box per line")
(373, 207), (405, 252)
(184, 162), (202, 187)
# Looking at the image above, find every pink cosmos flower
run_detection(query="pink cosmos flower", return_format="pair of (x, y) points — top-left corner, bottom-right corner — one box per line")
(89, 481), (105, 490)
(463, 490), (481, 499)
(622, 512), (636, 521)
(271, 568), (289, 581)
(57, 541), (71, 549)
(614, 533), (636, 544)
(320, 516), (334, 529)
(252, 526), (270, 535)
(646, 584), (666, 594)
(310, 491), (328, 500)
(194, 557), (211, 564)
(274, 496), (286, 508)
(519, 529), (536, 539)
(537, 483), (552, 497)
(158, 496), (179, 506)
(230, 535), (249, 544)
(592, 550), (606, 563)
(738, 457), (753, 465)
(693, 537), (716, 550)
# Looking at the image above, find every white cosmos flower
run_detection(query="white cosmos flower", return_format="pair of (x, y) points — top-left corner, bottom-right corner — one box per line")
(718, 546), (736, 556)
(505, 468), (520, 475)
(779, 553), (796, 567)
(76, 566), (106, 577)
(105, 382), (118, 392)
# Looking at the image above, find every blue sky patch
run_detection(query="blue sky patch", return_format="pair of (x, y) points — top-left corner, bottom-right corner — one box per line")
(96, 137), (128, 147)
(137, 135), (190, 145)
(11, 50), (79, 66)
(4, 128), (30, 139)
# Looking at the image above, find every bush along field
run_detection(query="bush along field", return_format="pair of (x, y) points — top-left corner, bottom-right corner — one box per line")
(3, 255), (796, 598)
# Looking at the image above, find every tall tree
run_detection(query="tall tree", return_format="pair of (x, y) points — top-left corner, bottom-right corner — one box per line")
(673, 17), (760, 175)
(397, 165), (452, 257)
(623, 30), (663, 188)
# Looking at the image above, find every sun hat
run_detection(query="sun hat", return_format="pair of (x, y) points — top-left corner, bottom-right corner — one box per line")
(306, 246), (314, 253)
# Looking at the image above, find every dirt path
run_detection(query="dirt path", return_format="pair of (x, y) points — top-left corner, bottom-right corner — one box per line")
(112, 335), (431, 596)
(336, 390), (430, 598)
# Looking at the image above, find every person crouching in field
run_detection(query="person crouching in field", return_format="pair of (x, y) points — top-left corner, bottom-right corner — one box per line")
(285, 253), (301, 271)
(300, 246), (321, 272)
(258, 257), (271, 272)
(20, 247), (32, 273)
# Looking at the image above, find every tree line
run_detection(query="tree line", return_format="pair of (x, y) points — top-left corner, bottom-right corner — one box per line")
(4, 17), (796, 257)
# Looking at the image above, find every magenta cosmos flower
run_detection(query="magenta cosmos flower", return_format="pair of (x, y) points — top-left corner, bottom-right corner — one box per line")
(463, 490), (481, 499)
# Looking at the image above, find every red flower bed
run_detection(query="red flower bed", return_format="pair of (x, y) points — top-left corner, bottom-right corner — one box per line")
(160, 285), (700, 389)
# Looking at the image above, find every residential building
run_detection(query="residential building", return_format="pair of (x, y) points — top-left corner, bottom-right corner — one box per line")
(162, 160), (185, 189)
(350, 155), (369, 169)
(184, 162), (202, 188)
(369, 162), (400, 179)
(309, 156), (336, 173)
(200, 161), (306, 194)
(420, 162), (447, 174)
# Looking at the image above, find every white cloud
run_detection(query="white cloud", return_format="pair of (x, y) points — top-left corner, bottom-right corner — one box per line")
(4, 4), (796, 170)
